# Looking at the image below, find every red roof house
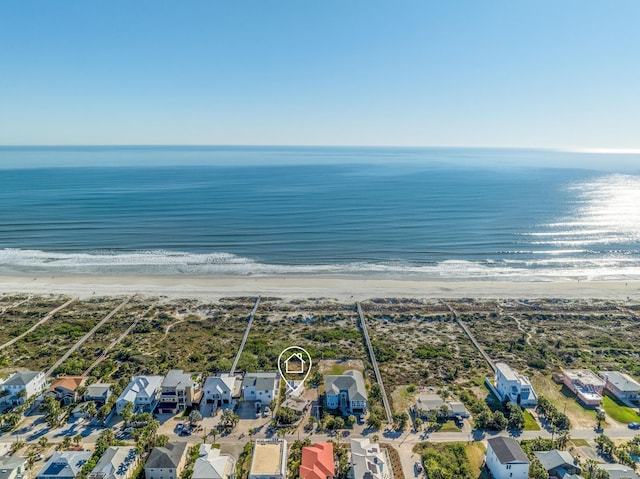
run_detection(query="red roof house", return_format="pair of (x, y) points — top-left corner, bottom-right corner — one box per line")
(300, 443), (334, 479)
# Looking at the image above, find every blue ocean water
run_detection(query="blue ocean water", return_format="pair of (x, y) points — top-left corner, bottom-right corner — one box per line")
(0, 146), (639, 280)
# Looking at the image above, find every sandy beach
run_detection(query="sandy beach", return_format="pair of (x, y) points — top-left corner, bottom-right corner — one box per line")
(0, 274), (638, 301)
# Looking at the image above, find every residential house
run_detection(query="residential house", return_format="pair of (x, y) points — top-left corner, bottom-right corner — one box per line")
(281, 396), (310, 417)
(157, 370), (201, 414)
(562, 370), (606, 406)
(144, 442), (188, 479)
(495, 363), (538, 407)
(411, 394), (470, 419)
(325, 370), (367, 415)
(299, 443), (334, 479)
(600, 371), (640, 402)
(2, 371), (46, 406)
(87, 447), (139, 479)
(46, 376), (86, 405)
(485, 437), (530, 479)
(203, 374), (240, 407)
(37, 451), (92, 479)
(533, 450), (581, 478)
(0, 456), (29, 479)
(192, 444), (236, 479)
(85, 383), (113, 405)
(116, 376), (163, 414)
(248, 440), (287, 479)
(241, 373), (279, 404)
(597, 463), (639, 479)
(350, 438), (391, 479)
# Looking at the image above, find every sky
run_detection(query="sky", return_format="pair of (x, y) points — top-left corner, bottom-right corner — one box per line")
(0, 1), (639, 149)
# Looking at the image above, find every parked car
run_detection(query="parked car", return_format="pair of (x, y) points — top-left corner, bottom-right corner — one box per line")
(629, 422), (640, 429)
(414, 461), (423, 474)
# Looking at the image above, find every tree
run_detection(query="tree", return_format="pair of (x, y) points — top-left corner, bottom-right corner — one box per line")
(43, 395), (63, 428)
(221, 408), (239, 431)
(492, 411), (508, 430)
(506, 402), (525, 430)
(61, 436), (72, 450)
(38, 437), (49, 450)
(84, 401), (98, 418)
(556, 430), (571, 450)
(73, 434), (82, 446)
(393, 412), (409, 431)
(210, 427), (219, 445)
(334, 416), (345, 430)
(348, 415), (356, 426)
(120, 401), (134, 424)
(596, 410), (606, 430)
(528, 458), (548, 479)
(189, 409), (203, 426)
(414, 417), (423, 432)
(366, 415), (381, 431)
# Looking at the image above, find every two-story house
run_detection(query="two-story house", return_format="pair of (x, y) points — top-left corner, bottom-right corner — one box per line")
(486, 437), (529, 479)
(203, 374), (239, 408)
(324, 370), (367, 415)
(241, 373), (279, 404)
(1, 371), (47, 406)
(144, 442), (188, 479)
(116, 375), (163, 414)
(494, 363), (537, 407)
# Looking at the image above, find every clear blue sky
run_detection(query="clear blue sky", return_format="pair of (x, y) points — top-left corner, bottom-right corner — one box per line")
(1, 1), (639, 148)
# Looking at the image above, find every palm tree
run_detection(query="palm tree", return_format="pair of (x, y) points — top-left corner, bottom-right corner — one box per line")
(38, 437), (49, 451)
(73, 434), (82, 446)
(595, 410), (606, 430)
(248, 428), (255, 441)
(556, 430), (571, 449)
(210, 427), (219, 445)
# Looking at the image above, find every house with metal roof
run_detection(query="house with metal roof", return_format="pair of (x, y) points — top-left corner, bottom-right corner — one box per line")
(597, 463), (640, 479)
(36, 451), (92, 479)
(192, 444), (236, 479)
(144, 442), (188, 479)
(325, 370), (367, 415)
(350, 438), (391, 479)
(600, 371), (640, 402)
(87, 447), (139, 479)
(203, 374), (240, 408)
(115, 375), (163, 414)
(486, 437), (529, 479)
(1, 370), (46, 406)
(0, 455), (29, 479)
(241, 373), (279, 404)
(533, 450), (581, 478)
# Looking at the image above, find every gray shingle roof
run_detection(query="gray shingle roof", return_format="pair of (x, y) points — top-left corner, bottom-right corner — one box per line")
(533, 450), (577, 471)
(4, 371), (41, 386)
(38, 451), (92, 479)
(145, 442), (187, 469)
(325, 370), (366, 402)
(487, 437), (529, 464)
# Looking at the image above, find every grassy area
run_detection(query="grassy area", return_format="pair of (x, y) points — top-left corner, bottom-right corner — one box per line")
(531, 375), (597, 429)
(438, 420), (462, 432)
(414, 442), (487, 479)
(466, 442), (489, 479)
(569, 439), (590, 447)
(523, 410), (541, 431)
(391, 385), (416, 414)
(602, 394), (640, 424)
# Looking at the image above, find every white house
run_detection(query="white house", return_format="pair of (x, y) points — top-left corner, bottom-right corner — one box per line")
(242, 373), (279, 403)
(350, 438), (392, 479)
(87, 447), (139, 479)
(1, 371), (46, 405)
(0, 455), (29, 479)
(325, 370), (367, 415)
(486, 437), (529, 479)
(494, 363), (537, 407)
(192, 444), (236, 479)
(203, 374), (239, 407)
(37, 451), (92, 479)
(600, 371), (640, 402)
(116, 376), (163, 414)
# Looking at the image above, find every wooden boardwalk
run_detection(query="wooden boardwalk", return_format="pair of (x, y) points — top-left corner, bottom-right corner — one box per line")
(83, 301), (158, 377)
(356, 301), (393, 424)
(230, 296), (261, 376)
(444, 302), (495, 373)
(45, 296), (132, 379)
(0, 298), (76, 352)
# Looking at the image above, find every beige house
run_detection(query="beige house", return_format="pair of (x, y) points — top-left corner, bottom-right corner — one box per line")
(248, 440), (287, 479)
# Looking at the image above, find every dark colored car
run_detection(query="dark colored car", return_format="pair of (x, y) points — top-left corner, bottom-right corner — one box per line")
(628, 422), (640, 429)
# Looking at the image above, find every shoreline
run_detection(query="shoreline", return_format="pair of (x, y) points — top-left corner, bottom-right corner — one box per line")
(0, 274), (639, 301)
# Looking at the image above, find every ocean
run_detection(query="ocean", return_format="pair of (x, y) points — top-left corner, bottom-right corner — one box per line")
(1, 146), (639, 281)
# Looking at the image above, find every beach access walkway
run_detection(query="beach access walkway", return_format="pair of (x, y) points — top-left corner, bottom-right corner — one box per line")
(230, 296), (261, 376)
(0, 295), (32, 314)
(357, 301), (393, 425)
(83, 301), (159, 377)
(444, 301), (496, 373)
(0, 297), (76, 352)
(45, 296), (132, 379)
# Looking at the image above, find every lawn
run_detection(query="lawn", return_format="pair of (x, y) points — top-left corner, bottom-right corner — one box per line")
(414, 442), (487, 479)
(391, 385), (416, 415)
(438, 420), (462, 432)
(602, 394), (640, 424)
(531, 375), (598, 429)
(523, 410), (541, 431)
